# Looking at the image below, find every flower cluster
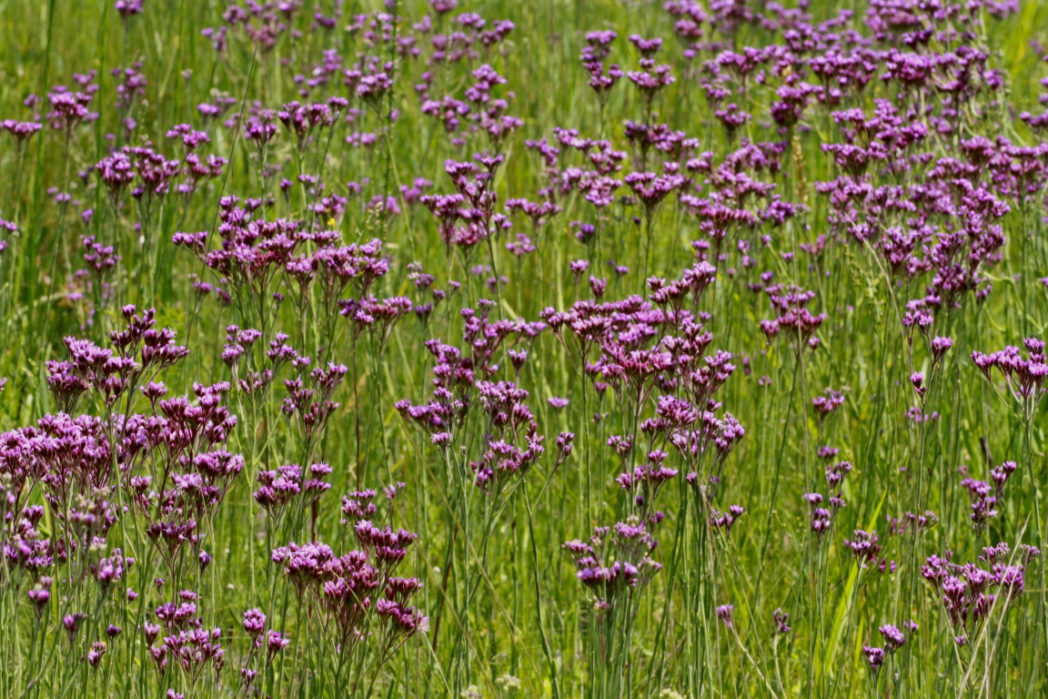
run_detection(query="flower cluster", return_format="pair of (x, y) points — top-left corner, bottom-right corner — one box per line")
(563, 517), (663, 612)
(922, 543), (1039, 645)
(270, 485), (425, 667)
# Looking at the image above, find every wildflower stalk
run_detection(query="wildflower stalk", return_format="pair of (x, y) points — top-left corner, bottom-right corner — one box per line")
(752, 350), (802, 607)
(523, 476), (559, 698)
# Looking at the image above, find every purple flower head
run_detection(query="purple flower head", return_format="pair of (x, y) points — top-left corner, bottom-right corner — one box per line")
(932, 336), (954, 362)
(2, 120), (42, 142)
(63, 612), (87, 641)
(773, 608), (791, 635)
(87, 641), (107, 668)
(716, 604), (734, 629)
(971, 340), (1048, 411)
(115, 0), (144, 18)
(266, 630), (290, 657)
(879, 624), (905, 652)
(27, 587), (50, 609)
(863, 646), (885, 673)
(811, 388), (844, 422)
(243, 609), (266, 638)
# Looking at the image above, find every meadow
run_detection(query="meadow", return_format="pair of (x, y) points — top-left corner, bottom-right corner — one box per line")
(1, 0), (1048, 696)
